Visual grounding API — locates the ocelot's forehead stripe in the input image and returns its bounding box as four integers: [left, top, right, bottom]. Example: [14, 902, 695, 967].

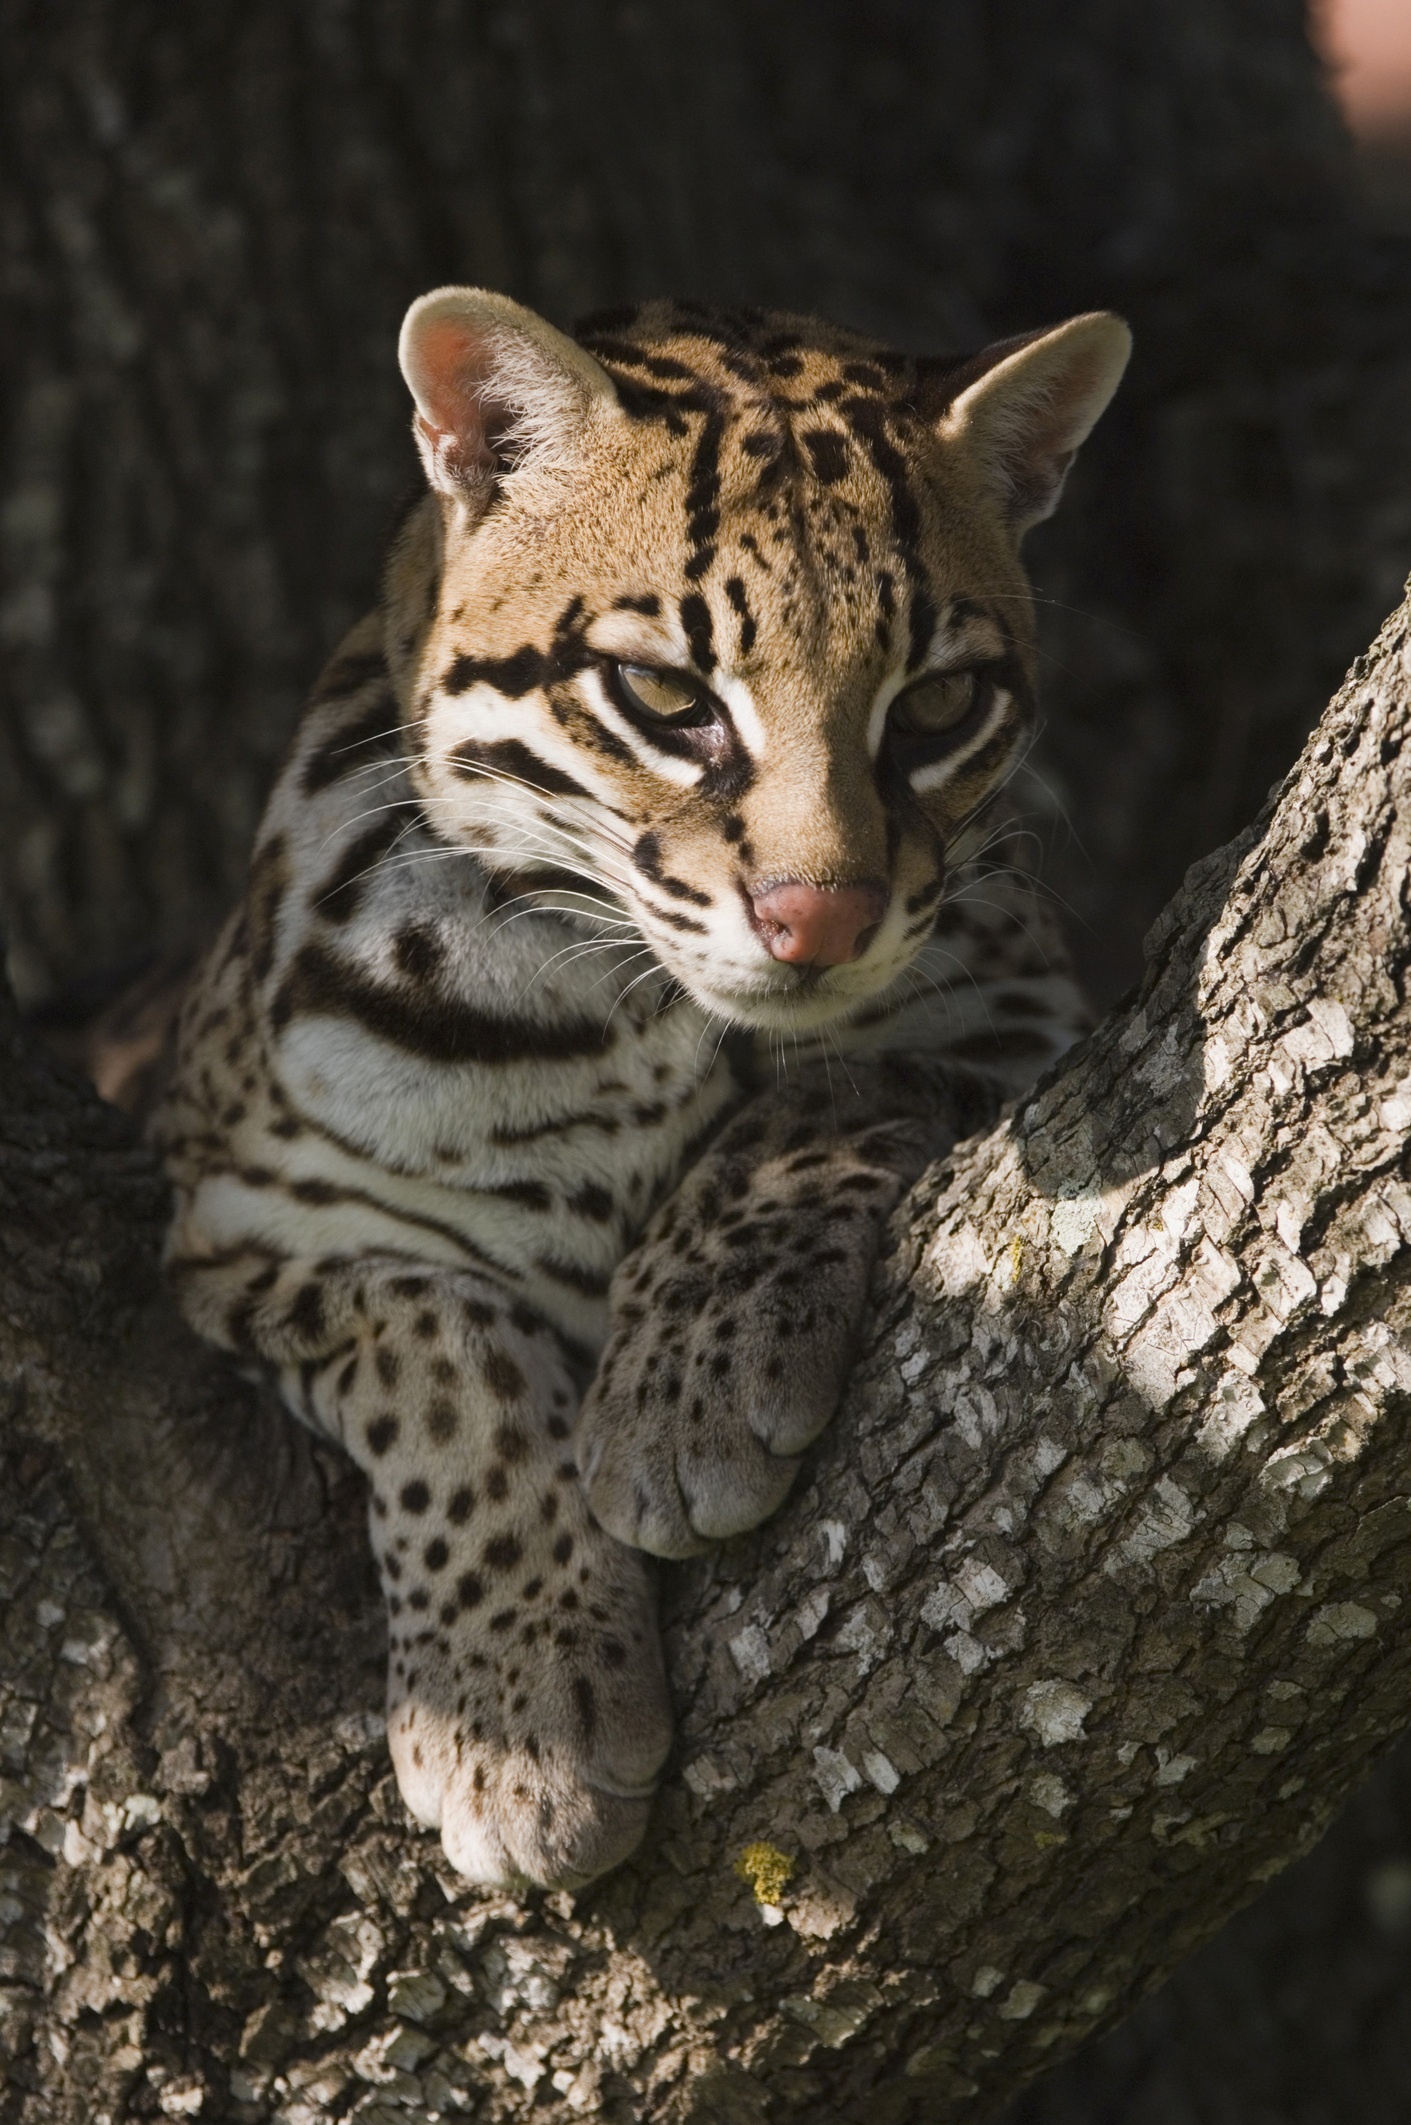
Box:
[678, 591, 715, 674]
[724, 575, 757, 656]
[838, 391, 935, 671]
[582, 311, 964, 679]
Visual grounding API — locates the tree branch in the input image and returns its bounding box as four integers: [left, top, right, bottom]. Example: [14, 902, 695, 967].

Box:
[2, 585, 1409, 2124]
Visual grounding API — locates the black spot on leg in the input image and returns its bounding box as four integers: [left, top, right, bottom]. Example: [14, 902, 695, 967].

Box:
[400, 1481, 431, 1514]
[424, 1538, 449, 1571]
[483, 1349, 527, 1401]
[552, 1533, 574, 1566]
[457, 1573, 484, 1610]
[574, 1676, 598, 1741]
[426, 1399, 459, 1442]
[448, 1487, 474, 1524]
[366, 1415, 398, 1456]
[374, 1346, 400, 1387]
[485, 1533, 523, 1572]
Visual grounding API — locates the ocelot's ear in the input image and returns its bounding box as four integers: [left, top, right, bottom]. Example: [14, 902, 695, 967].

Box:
[934, 312, 1132, 538]
[398, 286, 621, 512]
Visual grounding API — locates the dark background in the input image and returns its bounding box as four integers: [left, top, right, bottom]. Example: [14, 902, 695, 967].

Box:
[3, 1, 1411, 2113]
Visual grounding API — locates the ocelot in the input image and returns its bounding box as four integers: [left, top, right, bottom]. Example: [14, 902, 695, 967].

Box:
[150, 287, 1130, 1888]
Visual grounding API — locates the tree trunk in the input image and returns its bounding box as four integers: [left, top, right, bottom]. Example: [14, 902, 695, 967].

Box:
[3, 546, 1409, 2119]
[2, 0, 1410, 1009]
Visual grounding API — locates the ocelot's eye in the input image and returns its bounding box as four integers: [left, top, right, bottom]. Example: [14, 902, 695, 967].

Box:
[889, 669, 982, 735]
[615, 663, 711, 726]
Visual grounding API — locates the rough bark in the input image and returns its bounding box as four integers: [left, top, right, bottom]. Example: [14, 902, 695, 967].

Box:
[3, 0, 1411, 1010]
[3, 543, 1408, 2118]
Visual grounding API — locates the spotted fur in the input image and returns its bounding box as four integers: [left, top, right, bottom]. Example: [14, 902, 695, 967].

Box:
[152, 287, 1129, 1888]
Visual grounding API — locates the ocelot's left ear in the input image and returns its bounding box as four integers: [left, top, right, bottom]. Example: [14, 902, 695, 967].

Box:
[935, 312, 1132, 538]
[398, 286, 622, 516]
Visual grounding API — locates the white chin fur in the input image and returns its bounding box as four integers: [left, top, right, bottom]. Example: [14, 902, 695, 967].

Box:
[682, 967, 899, 1033]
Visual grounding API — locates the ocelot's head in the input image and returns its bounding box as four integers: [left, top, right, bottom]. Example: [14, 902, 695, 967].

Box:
[389, 287, 1129, 1031]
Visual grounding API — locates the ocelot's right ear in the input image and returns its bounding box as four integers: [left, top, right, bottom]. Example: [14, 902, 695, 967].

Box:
[398, 287, 622, 515]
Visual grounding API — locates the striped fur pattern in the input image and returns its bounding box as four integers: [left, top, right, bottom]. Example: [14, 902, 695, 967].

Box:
[152, 289, 1128, 1889]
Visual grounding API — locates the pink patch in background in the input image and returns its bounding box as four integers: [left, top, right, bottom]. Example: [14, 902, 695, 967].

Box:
[1317, 0, 1411, 136]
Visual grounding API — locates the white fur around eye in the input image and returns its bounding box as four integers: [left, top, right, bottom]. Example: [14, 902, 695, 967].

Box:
[866, 673, 908, 759]
[711, 672, 767, 760]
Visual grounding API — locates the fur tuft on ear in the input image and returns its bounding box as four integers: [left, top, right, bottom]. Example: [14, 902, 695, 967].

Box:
[938, 312, 1132, 537]
[398, 286, 620, 509]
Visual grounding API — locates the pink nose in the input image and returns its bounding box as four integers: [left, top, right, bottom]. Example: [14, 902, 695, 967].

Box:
[749, 880, 887, 966]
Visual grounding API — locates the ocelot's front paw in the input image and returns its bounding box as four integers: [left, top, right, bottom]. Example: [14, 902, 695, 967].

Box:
[377, 1452, 670, 1890]
[577, 1120, 912, 1559]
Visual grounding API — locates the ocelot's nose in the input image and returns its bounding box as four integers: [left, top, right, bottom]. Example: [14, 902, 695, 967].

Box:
[748, 880, 887, 967]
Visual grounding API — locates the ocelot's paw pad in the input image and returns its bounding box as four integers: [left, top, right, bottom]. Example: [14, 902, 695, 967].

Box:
[377, 1454, 669, 1889]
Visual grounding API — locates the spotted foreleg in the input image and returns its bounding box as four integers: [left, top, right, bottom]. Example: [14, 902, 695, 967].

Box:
[170, 1247, 670, 1889]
